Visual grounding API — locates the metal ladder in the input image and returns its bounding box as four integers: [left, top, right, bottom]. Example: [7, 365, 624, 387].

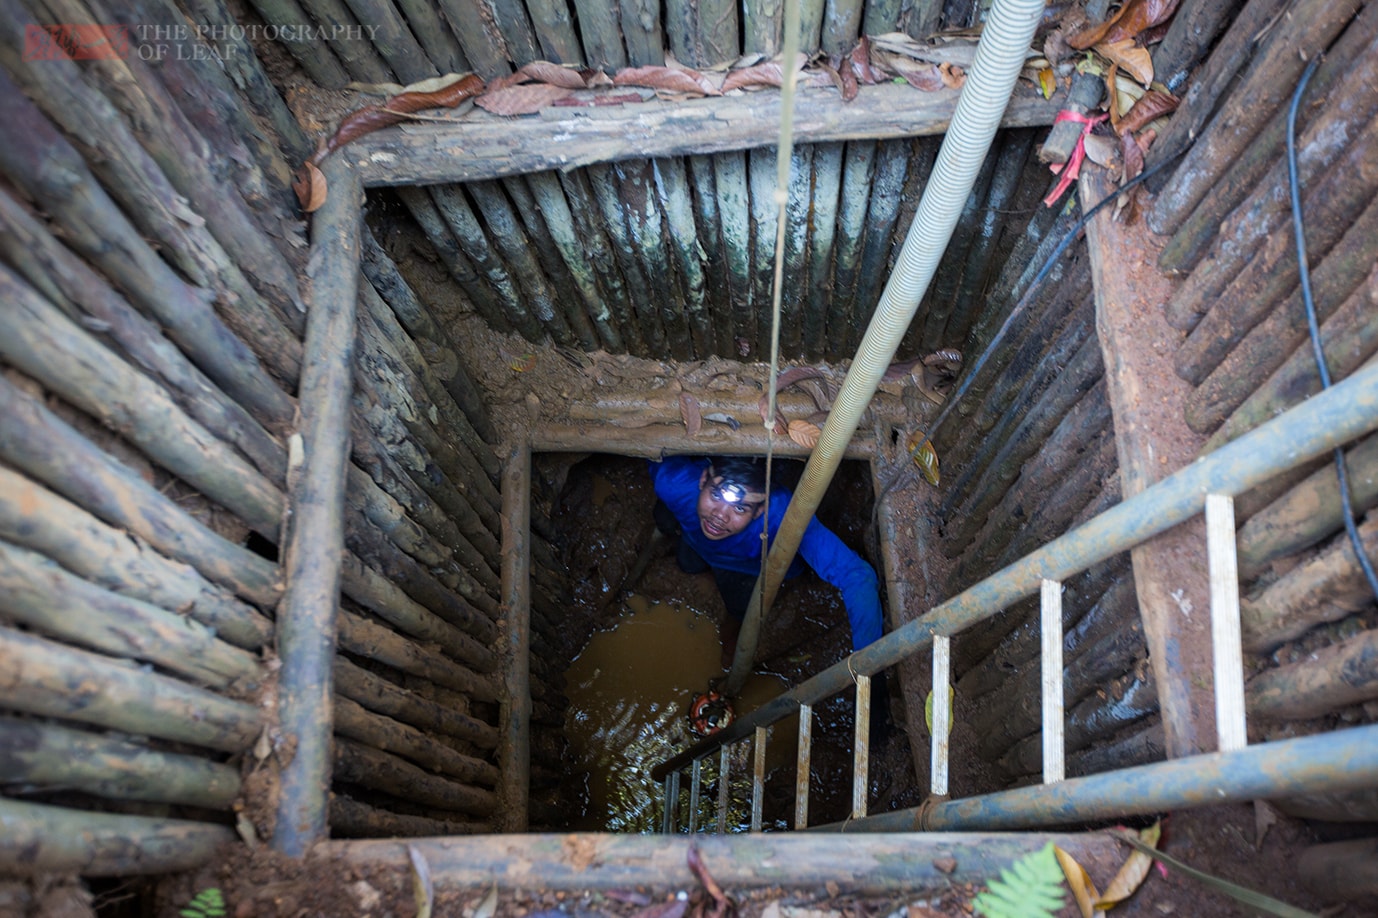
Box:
[651, 360, 1378, 834]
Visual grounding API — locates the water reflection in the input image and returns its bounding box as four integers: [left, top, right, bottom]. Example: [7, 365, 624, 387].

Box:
[564, 596, 793, 832]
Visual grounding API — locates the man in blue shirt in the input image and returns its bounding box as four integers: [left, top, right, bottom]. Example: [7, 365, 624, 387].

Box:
[648, 454, 884, 667]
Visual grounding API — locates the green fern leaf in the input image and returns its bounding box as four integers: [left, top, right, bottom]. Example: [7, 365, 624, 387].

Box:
[972, 843, 1066, 918]
[180, 887, 226, 918]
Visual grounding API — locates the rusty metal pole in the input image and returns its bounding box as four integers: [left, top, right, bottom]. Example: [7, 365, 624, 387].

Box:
[725, 0, 1047, 695]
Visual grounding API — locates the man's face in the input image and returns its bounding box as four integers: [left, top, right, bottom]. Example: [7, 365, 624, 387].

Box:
[696, 470, 765, 540]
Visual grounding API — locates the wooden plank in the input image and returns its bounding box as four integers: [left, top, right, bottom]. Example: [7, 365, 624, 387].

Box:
[499, 445, 533, 832]
[349, 83, 1063, 186]
[273, 156, 362, 857]
[1081, 168, 1216, 758]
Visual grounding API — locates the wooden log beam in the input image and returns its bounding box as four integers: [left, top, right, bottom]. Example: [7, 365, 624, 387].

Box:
[1247, 628, 1378, 721]
[1082, 168, 1216, 758]
[0, 465, 273, 651]
[1236, 433, 1378, 578]
[531, 423, 878, 459]
[334, 738, 499, 817]
[1242, 514, 1378, 653]
[1150, 0, 1245, 94]
[1299, 839, 1378, 902]
[1067, 721, 1165, 777]
[323, 831, 1124, 893]
[334, 657, 499, 748]
[273, 156, 361, 857]
[0, 540, 261, 690]
[0, 716, 241, 810]
[500, 445, 532, 832]
[0, 798, 234, 877]
[329, 795, 489, 838]
[0, 625, 262, 752]
[346, 82, 1063, 187]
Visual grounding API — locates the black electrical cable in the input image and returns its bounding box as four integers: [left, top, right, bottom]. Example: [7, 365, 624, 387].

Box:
[878, 144, 1186, 505]
[1285, 55, 1378, 603]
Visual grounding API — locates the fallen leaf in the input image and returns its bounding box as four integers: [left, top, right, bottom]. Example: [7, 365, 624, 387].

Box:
[907, 431, 940, 485]
[409, 844, 434, 918]
[508, 352, 537, 372]
[788, 419, 821, 449]
[1097, 822, 1161, 907]
[292, 161, 327, 212]
[317, 73, 485, 160]
[924, 685, 954, 733]
[476, 82, 575, 115]
[1095, 39, 1154, 86]
[939, 62, 966, 89]
[1038, 66, 1057, 99]
[1083, 133, 1120, 169]
[1054, 845, 1103, 918]
[1068, 0, 1182, 50]
[1117, 89, 1178, 136]
[470, 885, 497, 918]
[514, 60, 589, 89]
[614, 65, 720, 96]
[1254, 800, 1279, 850]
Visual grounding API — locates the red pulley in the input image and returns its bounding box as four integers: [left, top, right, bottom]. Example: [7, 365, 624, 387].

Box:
[689, 690, 735, 737]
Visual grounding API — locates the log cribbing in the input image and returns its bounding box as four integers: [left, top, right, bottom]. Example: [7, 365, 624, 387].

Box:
[0, 716, 241, 810]
[0, 73, 294, 428]
[1148, 0, 1361, 235]
[620, 159, 694, 360]
[237, 0, 350, 87]
[531, 424, 878, 459]
[348, 82, 1063, 187]
[1149, 0, 1241, 94]
[1147, 0, 1285, 194]
[273, 155, 361, 858]
[333, 696, 501, 786]
[0, 373, 283, 608]
[1067, 721, 1165, 777]
[0, 625, 262, 752]
[848, 140, 924, 355]
[826, 142, 874, 350]
[500, 445, 533, 832]
[338, 602, 499, 700]
[1083, 168, 1215, 759]
[1172, 119, 1378, 385]
[660, 158, 717, 357]
[586, 161, 670, 354]
[555, 169, 648, 352]
[0, 540, 261, 690]
[999, 667, 1159, 779]
[335, 738, 499, 817]
[330, 795, 489, 838]
[1189, 213, 1378, 437]
[330, 0, 438, 84]
[391, 185, 509, 330]
[293, 0, 391, 83]
[1236, 433, 1378, 578]
[1242, 514, 1378, 653]
[334, 658, 498, 748]
[0, 188, 285, 484]
[0, 798, 234, 877]
[1157, 6, 1378, 278]
[917, 145, 999, 354]
[1278, 788, 1378, 823]
[0, 465, 273, 651]
[1299, 839, 1378, 901]
[804, 143, 844, 359]
[359, 230, 498, 442]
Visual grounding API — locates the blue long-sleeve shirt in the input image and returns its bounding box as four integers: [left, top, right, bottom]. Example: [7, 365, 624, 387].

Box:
[649, 455, 883, 650]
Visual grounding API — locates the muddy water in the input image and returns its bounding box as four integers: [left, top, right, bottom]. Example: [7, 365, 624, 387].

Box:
[563, 595, 796, 832]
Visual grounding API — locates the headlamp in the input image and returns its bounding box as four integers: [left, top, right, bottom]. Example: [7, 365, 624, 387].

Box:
[715, 482, 750, 505]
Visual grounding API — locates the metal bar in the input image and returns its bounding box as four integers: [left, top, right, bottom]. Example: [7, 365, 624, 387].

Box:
[717, 745, 731, 834]
[1207, 493, 1247, 752]
[931, 635, 951, 797]
[689, 759, 702, 834]
[795, 703, 812, 829]
[662, 772, 680, 834]
[752, 726, 767, 832]
[650, 360, 1378, 782]
[827, 724, 1378, 832]
[1041, 579, 1065, 783]
[852, 674, 871, 819]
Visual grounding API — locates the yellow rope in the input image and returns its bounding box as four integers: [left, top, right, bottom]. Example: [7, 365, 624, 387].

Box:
[760, 0, 804, 588]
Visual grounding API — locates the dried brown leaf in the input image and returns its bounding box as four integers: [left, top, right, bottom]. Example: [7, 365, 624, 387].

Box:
[1067, 0, 1182, 50]
[907, 432, 940, 485]
[939, 62, 966, 89]
[893, 61, 946, 92]
[515, 60, 589, 88]
[292, 161, 327, 212]
[614, 65, 720, 96]
[788, 419, 821, 449]
[317, 73, 485, 160]
[1097, 822, 1161, 907]
[1117, 89, 1179, 136]
[1054, 845, 1102, 918]
[721, 60, 787, 92]
[1096, 39, 1153, 86]
[476, 82, 575, 115]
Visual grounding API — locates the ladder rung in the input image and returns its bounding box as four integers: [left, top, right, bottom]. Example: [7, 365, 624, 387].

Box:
[751, 726, 767, 832]
[1041, 578, 1065, 784]
[931, 636, 951, 797]
[852, 674, 870, 819]
[795, 703, 812, 830]
[1207, 493, 1248, 752]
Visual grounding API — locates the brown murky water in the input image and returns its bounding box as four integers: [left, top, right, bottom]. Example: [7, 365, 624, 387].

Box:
[563, 595, 795, 832]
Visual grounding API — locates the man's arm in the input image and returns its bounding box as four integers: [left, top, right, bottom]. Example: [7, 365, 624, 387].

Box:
[797, 519, 883, 650]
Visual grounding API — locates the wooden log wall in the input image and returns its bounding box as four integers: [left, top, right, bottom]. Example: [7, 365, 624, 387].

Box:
[0, 0, 572, 870]
[1145, 2, 1378, 742]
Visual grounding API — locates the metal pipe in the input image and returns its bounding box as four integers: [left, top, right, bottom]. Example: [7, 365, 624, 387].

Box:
[822, 723, 1378, 832]
[725, 0, 1047, 695]
[651, 359, 1378, 781]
